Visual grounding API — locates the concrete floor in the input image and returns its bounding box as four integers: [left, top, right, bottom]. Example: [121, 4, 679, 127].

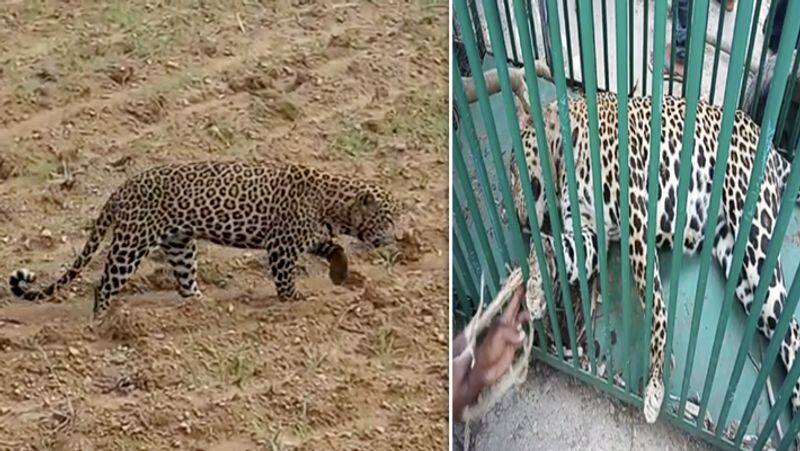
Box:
[456, 362, 713, 451]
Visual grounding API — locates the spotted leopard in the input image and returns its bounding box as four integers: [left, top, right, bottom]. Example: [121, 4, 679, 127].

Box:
[9, 161, 398, 318]
[510, 92, 800, 423]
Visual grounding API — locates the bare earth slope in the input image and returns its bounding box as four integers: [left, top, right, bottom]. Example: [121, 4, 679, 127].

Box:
[0, 1, 447, 449]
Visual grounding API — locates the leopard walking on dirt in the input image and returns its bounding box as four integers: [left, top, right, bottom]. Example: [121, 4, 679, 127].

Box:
[9, 161, 399, 319]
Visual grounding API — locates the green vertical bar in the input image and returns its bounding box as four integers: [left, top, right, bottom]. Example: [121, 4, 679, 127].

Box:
[453, 235, 479, 306]
[452, 140, 503, 291]
[712, 0, 800, 434]
[523, 0, 541, 60]
[452, 189, 500, 295]
[708, 2, 728, 103]
[472, 0, 550, 356]
[452, 65, 513, 274]
[739, 0, 766, 108]
[667, 0, 713, 419]
[776, 54, 800, 146]
[750, 356, 800, 449]
[749, 0, 780, 119]
[454, 202, 484, 297]
[538, 0, 593, 369]
[484, 0, 585, 361]
[512, 0, 579, 364]
[641, 0, 650, 96]
[640, 0, 668, 398]
[501, 0, 519, 63]
[574, 0, 588, 87]
[695, 0, 757, 424]
[792, 109, 800, 153]
[454, 0, 533, 305]
[600, 2, 611, 91]
[574, 0, 605, 376]
[561, 0, 576, 81]
[453, 267, 471, 319]
[628, 0, 635, 94]
[667, 0, 678, 95]
[614, 0, 634, 391]
[680, 0, 696, 98]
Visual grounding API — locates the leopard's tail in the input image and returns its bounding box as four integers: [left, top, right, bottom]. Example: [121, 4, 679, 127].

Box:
[9, 194, 118, 302]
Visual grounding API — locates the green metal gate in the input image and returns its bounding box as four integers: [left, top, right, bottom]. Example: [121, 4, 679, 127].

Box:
[452, 0, 800, 448]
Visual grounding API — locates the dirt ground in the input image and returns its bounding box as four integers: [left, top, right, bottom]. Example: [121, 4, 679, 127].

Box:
[0, 1, 448, 449]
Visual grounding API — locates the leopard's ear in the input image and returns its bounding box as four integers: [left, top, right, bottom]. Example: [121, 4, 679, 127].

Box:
[354, 191, 377, 209]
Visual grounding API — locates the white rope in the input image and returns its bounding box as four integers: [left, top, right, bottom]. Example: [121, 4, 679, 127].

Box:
[460, 247, 546, 450]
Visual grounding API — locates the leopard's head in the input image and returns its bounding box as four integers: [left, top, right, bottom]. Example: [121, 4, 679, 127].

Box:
[508, 134, 548, 234]
[345, 186, 399, 248]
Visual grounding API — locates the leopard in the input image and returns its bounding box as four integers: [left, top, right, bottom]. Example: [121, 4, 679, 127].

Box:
[509, 92, 800, 424]
[9, 161, 399, 318]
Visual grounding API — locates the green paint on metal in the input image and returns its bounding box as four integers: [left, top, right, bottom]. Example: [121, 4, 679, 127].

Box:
[641, 0, 668, 401]
[717, 1, 800, 436]
[708, 0, 728, 103]
[541, 0, 592, 367]
[750, 0, 780, 119]
[574, 0, 605, 376]
[739, 0, 765, 108]
[600, 1, 611, 91]
[614, 0, 634, 391]
[670, 0, 712, 419]
[452, 66, 513, 273]
[511, 0, 572, 361]
[453, 183, 500, 295]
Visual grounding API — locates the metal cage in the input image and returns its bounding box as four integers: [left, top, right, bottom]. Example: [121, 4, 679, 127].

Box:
[452, 0, 800, 448]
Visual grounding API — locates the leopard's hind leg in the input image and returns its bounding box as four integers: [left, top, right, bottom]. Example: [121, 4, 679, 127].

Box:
[160, 234, 200, 298]
[713, 210, 800, 411]
[93, 226, 154, 318]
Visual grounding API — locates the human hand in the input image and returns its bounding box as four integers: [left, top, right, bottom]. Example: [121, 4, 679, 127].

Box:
[471, 285, 530, 389]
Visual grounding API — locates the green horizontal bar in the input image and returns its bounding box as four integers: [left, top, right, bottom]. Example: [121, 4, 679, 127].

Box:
[532, 349, 740, 450]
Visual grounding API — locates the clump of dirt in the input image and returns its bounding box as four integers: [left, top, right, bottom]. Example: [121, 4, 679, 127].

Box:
[0, 1, 447, 449]
[122, 95, 167, 124]
[96, 308, 150, 342]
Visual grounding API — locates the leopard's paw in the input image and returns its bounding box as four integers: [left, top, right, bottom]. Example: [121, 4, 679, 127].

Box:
[644, 376, 664, 424]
